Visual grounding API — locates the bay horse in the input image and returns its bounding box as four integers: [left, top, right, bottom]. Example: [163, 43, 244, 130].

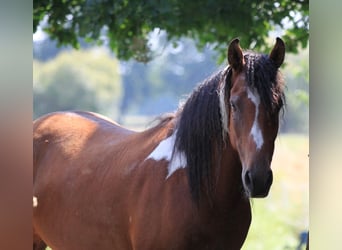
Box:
[33, 38, 285, 250]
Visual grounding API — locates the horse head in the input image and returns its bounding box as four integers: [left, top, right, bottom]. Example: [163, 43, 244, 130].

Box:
[223, 38, 285, 198]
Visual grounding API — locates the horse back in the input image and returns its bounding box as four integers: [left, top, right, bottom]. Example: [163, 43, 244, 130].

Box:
[33, 110, 177, 180]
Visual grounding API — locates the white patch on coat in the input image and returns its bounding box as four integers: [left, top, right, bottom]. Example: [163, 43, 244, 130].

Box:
[33, 196, 38, 208]
[146, 131, 187, 178]
[247, 87, 264, 150]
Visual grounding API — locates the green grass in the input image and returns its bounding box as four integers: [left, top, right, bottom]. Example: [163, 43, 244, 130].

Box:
[276, 133, 309, 152]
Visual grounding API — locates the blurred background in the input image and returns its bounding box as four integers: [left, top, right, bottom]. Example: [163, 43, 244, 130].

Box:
[33, 1, 308, 249]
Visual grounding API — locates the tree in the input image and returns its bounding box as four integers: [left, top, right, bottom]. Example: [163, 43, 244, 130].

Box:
[33, 0, 308, 62]
[33, 48, 122, 119]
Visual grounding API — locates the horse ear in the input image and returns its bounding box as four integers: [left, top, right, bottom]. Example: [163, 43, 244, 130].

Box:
[269, 37, 285, 68]
[228, 38, 244, 72]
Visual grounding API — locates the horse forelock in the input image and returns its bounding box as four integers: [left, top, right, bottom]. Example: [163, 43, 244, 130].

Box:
[244, 53, 285, 115]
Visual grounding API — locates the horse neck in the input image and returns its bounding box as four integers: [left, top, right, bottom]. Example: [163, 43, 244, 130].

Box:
[212, 142, 245, 207]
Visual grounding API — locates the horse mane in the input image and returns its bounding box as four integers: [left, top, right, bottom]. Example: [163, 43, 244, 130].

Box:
[159, 51, 285, 203]
[172, 68, 229, 203]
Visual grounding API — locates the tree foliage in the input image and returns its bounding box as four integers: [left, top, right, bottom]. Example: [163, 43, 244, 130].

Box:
[33, 48, 122, 118]
[33, 0, 309, 62]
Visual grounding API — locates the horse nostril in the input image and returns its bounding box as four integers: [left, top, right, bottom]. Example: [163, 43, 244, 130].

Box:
[244, 170, 252, 188]
[266, 171, 273, 187]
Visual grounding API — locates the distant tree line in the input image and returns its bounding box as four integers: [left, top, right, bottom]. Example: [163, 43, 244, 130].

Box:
[33, 46, 122, 119]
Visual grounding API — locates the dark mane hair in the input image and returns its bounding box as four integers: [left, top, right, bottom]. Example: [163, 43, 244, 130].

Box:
[172, 52, 285, 203]
[172, 69, 228, 202]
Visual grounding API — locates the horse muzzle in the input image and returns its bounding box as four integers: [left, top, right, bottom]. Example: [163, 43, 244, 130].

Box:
[242, 168, 273, 198]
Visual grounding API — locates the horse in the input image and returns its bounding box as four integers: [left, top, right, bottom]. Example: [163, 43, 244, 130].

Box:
[33, 37, 285, 250]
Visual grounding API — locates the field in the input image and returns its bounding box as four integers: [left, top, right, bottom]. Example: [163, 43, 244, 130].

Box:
[242, 134, 309, 250]
[45, 131, 308, 250]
